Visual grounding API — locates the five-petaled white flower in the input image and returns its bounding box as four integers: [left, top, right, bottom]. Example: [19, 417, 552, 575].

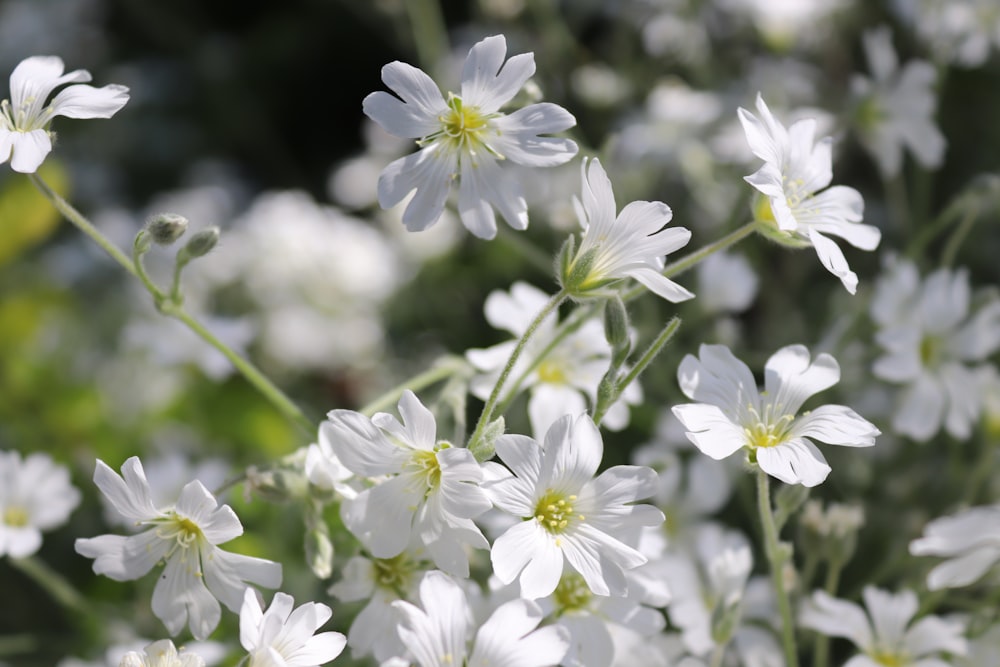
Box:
[561, 158, 693, 302]
[119, 640, 205, 667]
[390, 570, 570, 667]
[324, 390, 491, 577]
[738, 93, 881, 294]
[74, 457, 282, 640]
[484, 413, 664, 600]
[0, 450, 80, 558]
[363, 34, 578, 239]
[910, 504, 1000, 590]
[672, 344, 879, 487]
[239, 588, 346, 667]
[800, 586, 967, 666]
[1, 55, 129, 173]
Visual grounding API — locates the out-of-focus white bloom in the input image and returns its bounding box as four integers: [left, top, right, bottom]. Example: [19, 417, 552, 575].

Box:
[738, 93, 881, 294]
[851, 26, 946, 177]
[118, 640, 203, 667]
[328, 552, 427, 662]
[324, 391, 491, 576]
[466, 282, 640, 436]
[364, 34, 578, 239]
[871, 258, 1000, 441]
[239, 589, 345, 667]
[958, 622, 1000, 666]
[800, 586, 967, 666]
[695, 252, 759, 314]
[570, 64, 631, 108]
[484, 414, 664, 599]
[75, 457, 282, 640]
[562, 158, 693, 302]
[390, 571, 570, 667]
[304, 423, 358, 501]
[0, 450, 80, 558]
[673, 344, 880, 487]
[910, 505, 1000, 590]
[0, 55, 128, 172]
[718, 0, 849, 50]
[893, 0, 1000, 67]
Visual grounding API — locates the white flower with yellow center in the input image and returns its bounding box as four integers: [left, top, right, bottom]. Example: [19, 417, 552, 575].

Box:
[484, 414, 664, 600]
[74, 457, 282, 640]
[325, 390, 491, 577]
[363, 34, 578, 239]
[672, 344, 879, 487]
[238, 589, 346, 667]
[119, 640, 204, 667]
[738, 93, 881, 294]
[0, 450, 80, 558]
[1, 55, 129, 173]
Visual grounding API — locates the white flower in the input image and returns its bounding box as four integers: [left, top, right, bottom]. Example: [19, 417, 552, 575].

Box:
[75, 457, 282, 640]
[910, 504, 1000, 590]
[484, 414, 664, 599]
[738, 93, 881, 294]
[324, 390, 491, 576]
[695, 252, 759, 315]
[363, 34, 578, 239]
[239, 588, 346, 667]
[893, 0, 1000, 68]
[562, 158, 693, 302]
[0, 450, 80, 558]
[0, 55, 129, 173]
[799, 586, 967, 666]
[119, 640, 204, 667]
[672, 344, 879, 487]
[390, 570, 570, 667]
[466, 282, 640, 437]
[871, 259, 1000, 441]
[851, 27, 946, 177]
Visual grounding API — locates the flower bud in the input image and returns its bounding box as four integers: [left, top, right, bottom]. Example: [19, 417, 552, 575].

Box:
[603, 295, 630, 352]
[470, 416, 505, 462]
[180, 226, 220, 259]
[145, 212, 189, 246]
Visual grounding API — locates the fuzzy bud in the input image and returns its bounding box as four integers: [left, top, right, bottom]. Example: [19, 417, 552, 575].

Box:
[178, 226, 220, 264]
[145, 212, 189, 246]
[603, 295, 630, 353]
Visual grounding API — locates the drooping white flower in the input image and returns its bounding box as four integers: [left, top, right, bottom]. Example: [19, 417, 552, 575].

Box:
[910, 504, 1000, 590]
[466, 282, 640, 437]
[324, 390, 491, 576]
[799, 586, 967, 666]
[118, 640, 204, 667]
[0, 55, 128, 173]
[75, 457, 282, 640]
[738, 93, 881, 294]
[239, 588, 346, 667]
[484, 414, 664, 599]
[871, 258, 1000, 441]
[672, 344, 879, 487]
[0, 450, 80, 558]
[363, 34, 578, 239]
[561, 158, 693, 302]
[390, 570, 570, 667]
[851, 26, 946, 177]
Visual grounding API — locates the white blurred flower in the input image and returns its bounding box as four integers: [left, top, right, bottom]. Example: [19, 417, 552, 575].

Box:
[1, 55, 128, 172]
[239, 589, 345, 667]
[851, 26, 946, 177]
[364, 34, 578, 239]
[800, 586, 967, 666]
[893, 0, 1000, 67]
[739, 93, 881, 294]
[0, 450, 80, 558]
[118, 640, 203, 667]
[75, 457, 282, 640]
[910, 505, 1000, 590]
[871, 259, 1000, 441]
[484, 414, 663, 599]
[695, 252, 758, 314]
[673, 344, 879, 487]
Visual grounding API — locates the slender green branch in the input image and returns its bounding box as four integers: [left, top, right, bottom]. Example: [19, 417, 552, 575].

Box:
[468, 289, 568, 452]
[9, 556, 92, 616]
[31, 173, 317, 438]
[941, 204, 979, 267]
[708, 645, 726, 667]
[756, 471, 799, 667]
[405, 0, 448, 77]
[812, 557, 845, 667]
[360, 356, 469, 417]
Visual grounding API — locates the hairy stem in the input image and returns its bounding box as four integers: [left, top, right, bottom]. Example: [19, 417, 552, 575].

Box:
[757, 471, 800, 667]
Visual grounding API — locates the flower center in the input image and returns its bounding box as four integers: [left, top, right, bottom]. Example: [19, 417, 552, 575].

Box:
[373, 552, 420, 596]
[869, 650, 906, 667]
[743, 403, 796, 450]
[537, 360, 567, 385]
[420, 93, 502, 166]
[3, 506, 29, 527]
[553, 573, 592, 613]
[919, 335, 942, 367]
[408, 443, 450, 493]
[534, 489, 581, 534]
[153, 513, 203, 557]
[0, 97, 51, 132]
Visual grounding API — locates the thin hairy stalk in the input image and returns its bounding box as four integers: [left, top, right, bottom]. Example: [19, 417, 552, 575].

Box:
[405, 0, 448, 77]
[360, 356, 469, 417]
[757, 471, 800, 667]
[812, 557, 846, 667]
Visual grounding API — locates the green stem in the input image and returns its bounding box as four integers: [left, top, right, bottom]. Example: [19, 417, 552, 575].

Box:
[468, 289, 567, 455]
[31, 174, 316, 438]
[709, 644, 726, 667]
[593, 316, 681, 425]
[0, 635, 36, 658]
[360, 356, 468, 417]
[941, 204, 979, 267]
[623, 221, 759, 301]
[812, 558, 845, 667]
[9, 556, 92, 616]
[131, 234, 167, 302]
[756, 471, 799, 667]
[405, 0, 448, 77]
[884, 171, 912, 234]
